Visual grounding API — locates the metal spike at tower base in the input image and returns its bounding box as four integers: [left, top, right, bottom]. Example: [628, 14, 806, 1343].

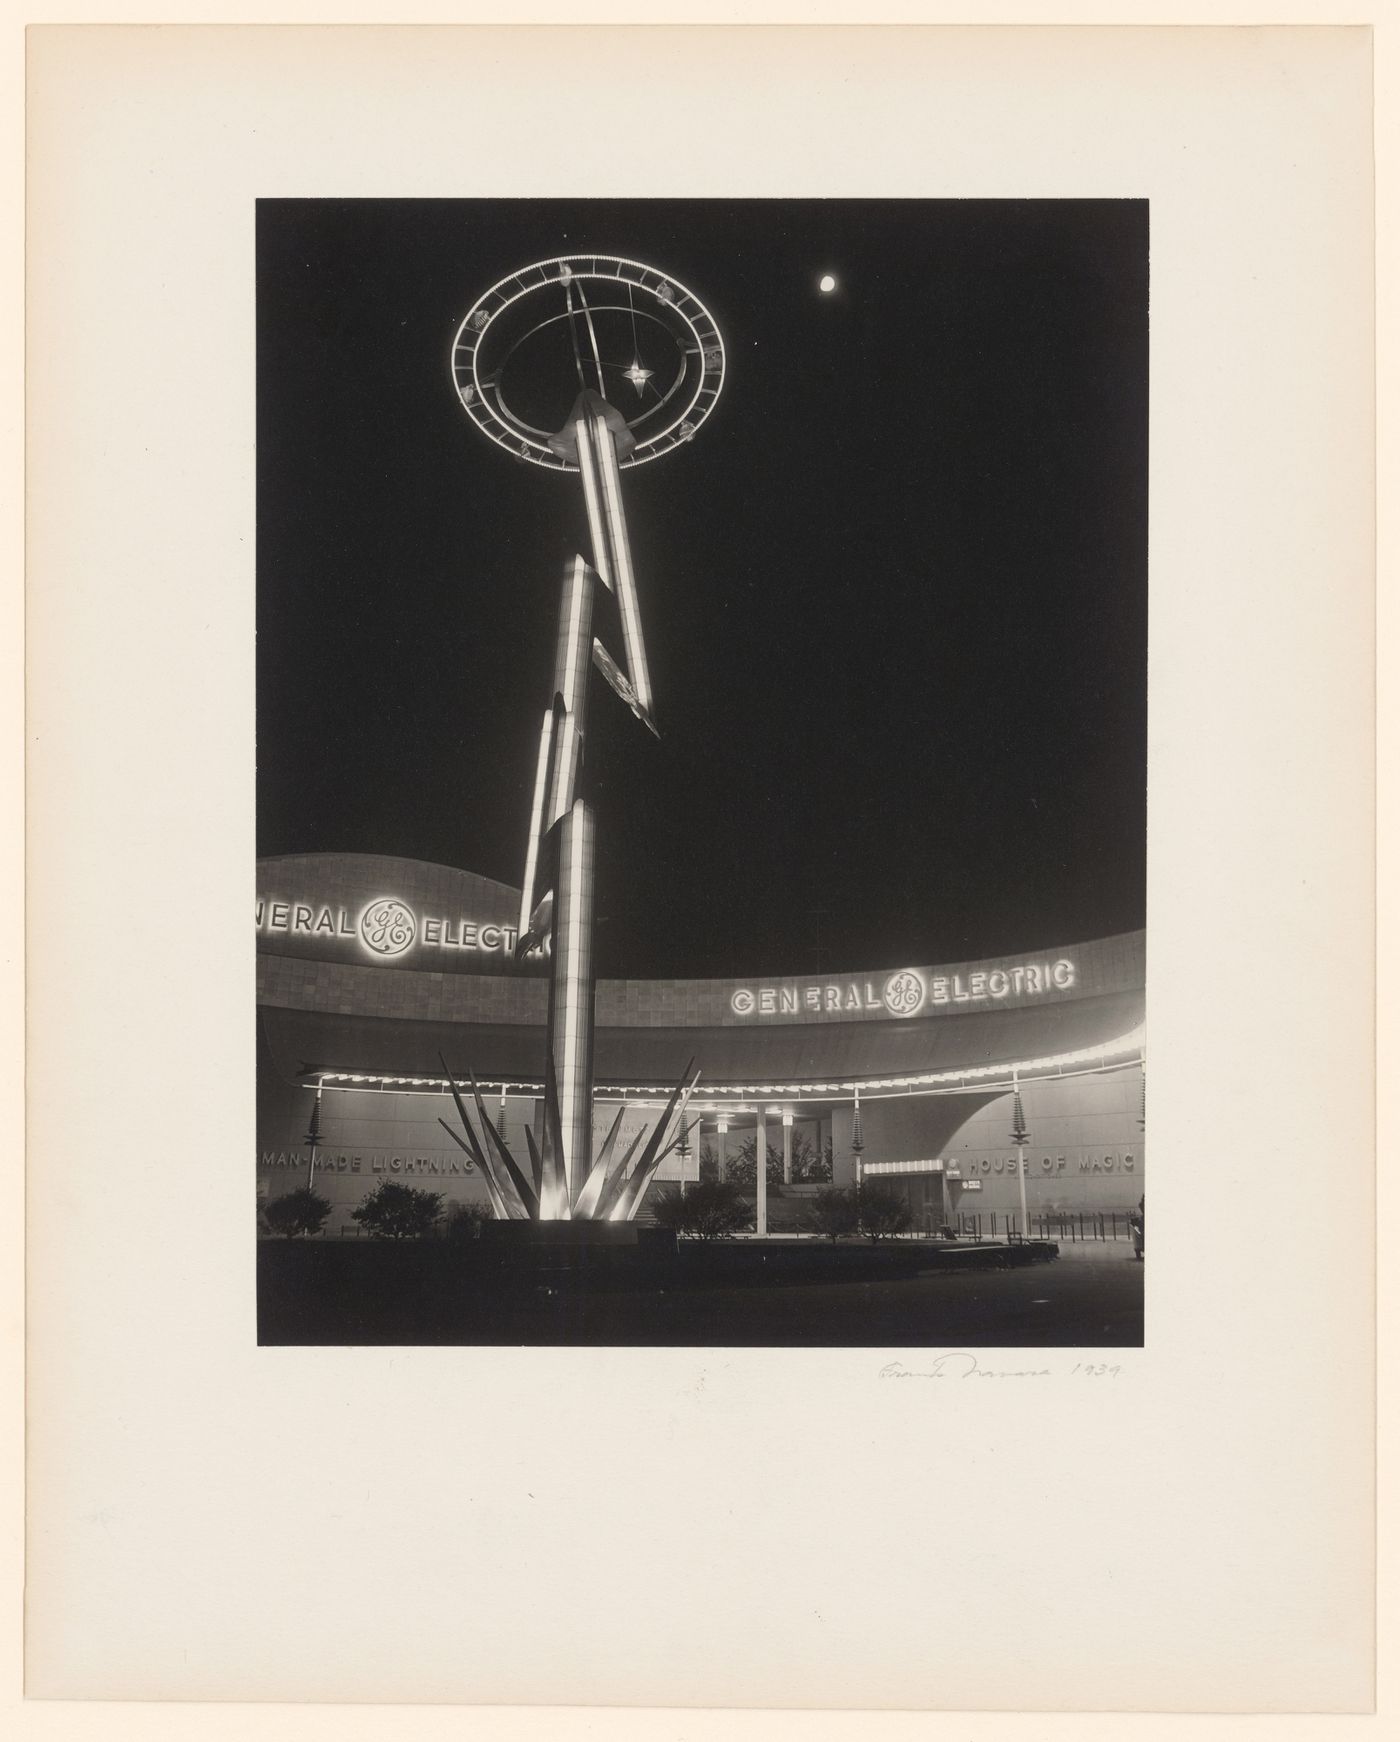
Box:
[445, 258, 724, 1219]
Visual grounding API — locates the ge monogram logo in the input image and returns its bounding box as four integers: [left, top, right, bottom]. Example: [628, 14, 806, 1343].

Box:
[883, 969, 925, 1018]
[359, 898, 417, 957]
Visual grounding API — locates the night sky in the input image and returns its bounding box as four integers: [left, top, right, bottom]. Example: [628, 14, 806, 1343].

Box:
[257, 199, 1147, 981]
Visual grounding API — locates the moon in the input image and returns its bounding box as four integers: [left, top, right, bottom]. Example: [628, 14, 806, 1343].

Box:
[818, 273, 837, 293]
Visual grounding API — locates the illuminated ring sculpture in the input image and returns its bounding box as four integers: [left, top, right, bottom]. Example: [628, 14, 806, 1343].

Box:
[450, 254, 725, 470]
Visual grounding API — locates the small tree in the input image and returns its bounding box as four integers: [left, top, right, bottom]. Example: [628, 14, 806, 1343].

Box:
[697, 1143, 721, 1184]
[725, 1137, 785, 1194]
[804, 1186, 859, 1242]
[652, 1178, 749, 1241]
[351, 1179, 445, 1240]
[441, 1201, 494, 1242]
[790, 1134, 834, 1183]
[857, 1182, 913, 1243]
[264, 1186, 332, 1239]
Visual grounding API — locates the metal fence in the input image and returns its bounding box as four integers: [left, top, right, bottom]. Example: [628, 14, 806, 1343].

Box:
[314, 1211, 1139, 1243]
[955, 1211, 1139, 1244]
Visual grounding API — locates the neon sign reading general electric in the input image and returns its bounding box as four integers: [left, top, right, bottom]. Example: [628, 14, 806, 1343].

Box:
[255, 895, 540, 960]
[728, 959, 1076, 1020]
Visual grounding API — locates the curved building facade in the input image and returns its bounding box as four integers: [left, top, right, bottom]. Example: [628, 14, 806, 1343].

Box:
[257, 854, 1146, 1235]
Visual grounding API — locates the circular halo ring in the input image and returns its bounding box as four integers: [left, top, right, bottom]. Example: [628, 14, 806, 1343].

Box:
[450, 255, 725, 471]
[492, 306, 691, 439]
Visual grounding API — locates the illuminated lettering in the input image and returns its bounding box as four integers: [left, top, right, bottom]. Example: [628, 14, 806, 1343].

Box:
[390, 1156, 402, 1172]
[1040, 1156, 1053, 1170]
[254, 894, 533, 959]
[360, 898, 415, 956]
[882, 970, 924, 1016]
[351, 1157, 361, 1172]
[256, 891, 1084, 1026]
[1124, 1155, 1134, 1170]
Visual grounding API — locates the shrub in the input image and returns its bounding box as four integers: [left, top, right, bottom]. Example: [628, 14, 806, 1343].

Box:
[790, 1134, 834, 1183]
[804, 1186, 859, 1242]
[649, 1184, 689, 1234]
[263, 1186, 332, 1239]
[351, 1179, 445, 1240]
[724, 1137, 785, 1194]
[441, 1201, 495, 1242]
[651, 1178, 750, 1241]
[857, 1183, 913, 1242]
[703, 1133, 832, 1186]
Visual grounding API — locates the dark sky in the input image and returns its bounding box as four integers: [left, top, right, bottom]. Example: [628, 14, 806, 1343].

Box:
[257, 199, 1147, 980]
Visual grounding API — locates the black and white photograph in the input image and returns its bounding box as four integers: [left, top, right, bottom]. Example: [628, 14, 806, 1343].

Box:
[23, 20, 1377, 1719]
[255, 198, 1148, 1346]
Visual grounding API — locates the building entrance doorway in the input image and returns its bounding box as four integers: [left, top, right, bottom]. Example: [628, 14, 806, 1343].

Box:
[909, 1173, 945, 1235]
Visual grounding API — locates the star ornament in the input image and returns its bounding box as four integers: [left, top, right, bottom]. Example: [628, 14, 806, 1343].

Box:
[623, 360, 653, 394]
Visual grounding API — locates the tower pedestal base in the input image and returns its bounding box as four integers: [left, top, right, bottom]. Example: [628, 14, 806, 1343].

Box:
[482, 1221, 671, 1249]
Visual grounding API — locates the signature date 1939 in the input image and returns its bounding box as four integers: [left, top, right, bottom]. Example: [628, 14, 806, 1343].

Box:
[878, 1355, 1122, 1380]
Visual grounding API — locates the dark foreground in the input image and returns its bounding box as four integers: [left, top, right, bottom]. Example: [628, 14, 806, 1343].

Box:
[259, 1238, 1143, 1347]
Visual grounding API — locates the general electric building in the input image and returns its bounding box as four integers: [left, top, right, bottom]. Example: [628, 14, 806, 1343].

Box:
[257, 853, 1146, 1235]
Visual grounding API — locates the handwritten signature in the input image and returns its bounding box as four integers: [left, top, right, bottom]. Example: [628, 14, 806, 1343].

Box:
[879, 1355, 1122, 1380]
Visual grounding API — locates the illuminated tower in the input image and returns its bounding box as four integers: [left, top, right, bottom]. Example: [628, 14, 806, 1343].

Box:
[442, 256, 725, 1219]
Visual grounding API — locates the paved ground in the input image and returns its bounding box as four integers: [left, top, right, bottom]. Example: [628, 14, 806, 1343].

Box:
[268, 1242, 1143, 1347]
[1039, 1237, 1143, 1262]
[523, 1244, 1142, 1348]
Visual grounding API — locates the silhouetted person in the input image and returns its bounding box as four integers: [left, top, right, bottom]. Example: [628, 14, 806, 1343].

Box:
[1129, 1194, 1144, 1260]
